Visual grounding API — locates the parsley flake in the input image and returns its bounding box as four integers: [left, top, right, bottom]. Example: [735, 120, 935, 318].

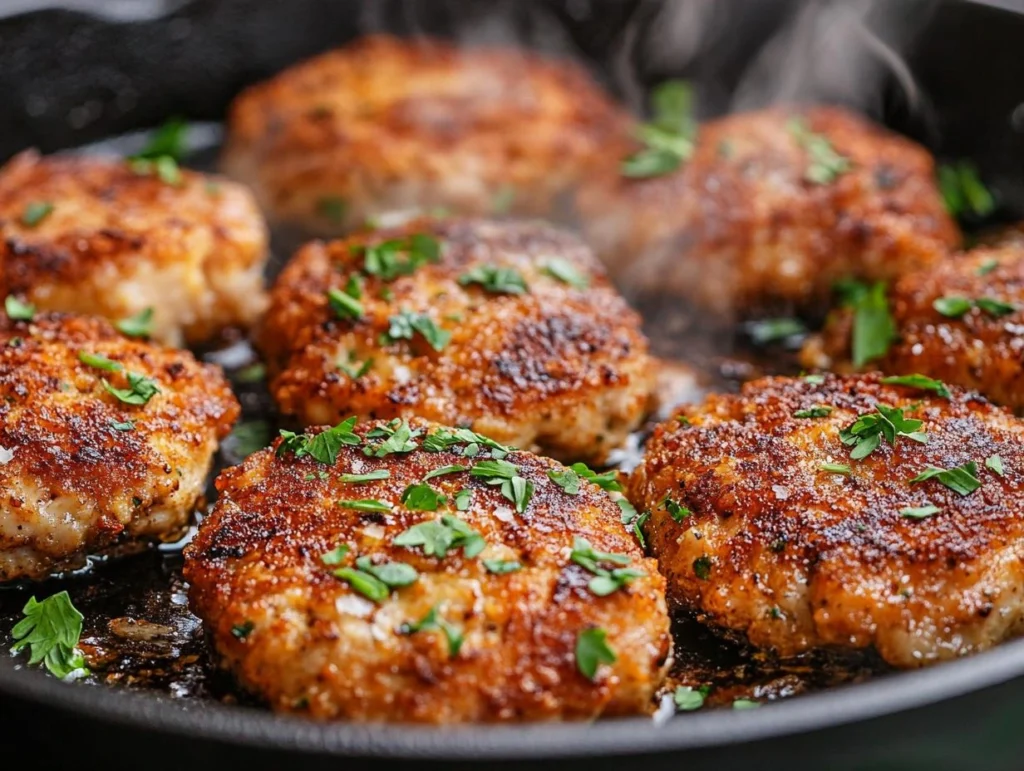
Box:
[363, 418, 420, 457]
[576, 627, 616, 680]
[819, 462, 852, 475]
[934, 295, 1016, 319]
[230, 621, 255, 640]
[834, 279, 895, 367]
[459, 264, 528, 295]
[337, 499, 392, 513]
[320, 544, 350, 566]
[901, 505, 940, 519]
[693, 555, 712, 580]
[621, 80, 696, 179]
[881, 374, 951, 398]
[278, 417, 361, 465]
[471, 459, 533, 513]
[422, 464, 468, 480]
[399, 605, 463, 657]
[358, 234, 441, 280]
[909, 461, 982, 496]
[569, 462, 622, 492]
[542, 258, 590, 290]
[547, 467, 581, 495]
[394, 514, 485, 559]
[5, 295, 35, 321]
[102, 371, 160, 405]
[986, 454, 1005, 476]
[21, 201, 54, 227]
[662, 497, 691, 522]
[116, 307, 154, 338]
[839, 404, 926, 460]
[327, 286, 364, 320]
[673, 685, 709, 711]
[338, 469, 390, 484]
[793, 406, 832, 419]
[483, 559, 522, 574]
[384, 310, 450, 351]
[570, 536, 644, 596]
[401, 483, 446, 511]
[938, 162, 995, 219]
[787, 116, 852, 184]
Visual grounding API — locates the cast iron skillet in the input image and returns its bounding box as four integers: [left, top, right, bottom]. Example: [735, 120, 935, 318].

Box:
[2, 1, 1024, 769]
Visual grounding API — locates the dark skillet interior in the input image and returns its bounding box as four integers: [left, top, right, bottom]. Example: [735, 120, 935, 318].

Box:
[2, 1, 1024, 769]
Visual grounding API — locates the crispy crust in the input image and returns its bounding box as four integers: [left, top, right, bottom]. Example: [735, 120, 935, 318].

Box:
[0, 151, 269, 346]
[577, 105, 960, 315]
[184, 417, 671, 722]
[221, 34, 632, 232]
[804, 243, 1024, 411]
[258, 218, 656, 464]
[629, 373, 1024, 667]
[0, 312, 239, 580]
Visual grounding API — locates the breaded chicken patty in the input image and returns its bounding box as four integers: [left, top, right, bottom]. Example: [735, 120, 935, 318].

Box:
[577, 106, 959, 315]
[184, 417, 671, 722]
[0, 311, 238, 581]
[0, 150, 269, 346]
[629, 373, 1024, 668]
[221, 35, 631, 234]
[258, 218, 655, 464]
[803, 245, 1024, 411]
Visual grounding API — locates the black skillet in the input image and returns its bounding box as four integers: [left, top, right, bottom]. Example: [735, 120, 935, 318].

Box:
[1, 1, 1024, 769]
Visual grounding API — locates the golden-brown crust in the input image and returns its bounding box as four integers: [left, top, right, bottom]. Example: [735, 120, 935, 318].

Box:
[0, 312, 239, 580]
[222, 34, 632, 232]
[804, 243, 1024, 411]
[577, 105, 960, 315]
[630, 373, 1024, 668]
[0, 150, 269, 346]
[184, 417, 671, 722]
[258, 218, 656, 464]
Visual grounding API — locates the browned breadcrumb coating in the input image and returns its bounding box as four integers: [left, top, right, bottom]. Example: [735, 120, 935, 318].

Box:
[258, 218, 656, 464]
[0, 150, 269, 346]
[630, 373, 1024, 668]
[577, 106, 960, 315]
[0, 312, 239, 581]
[184, 417, 671, 722]
[221, 34, 632, 233]
[803, 244, 1024, 411]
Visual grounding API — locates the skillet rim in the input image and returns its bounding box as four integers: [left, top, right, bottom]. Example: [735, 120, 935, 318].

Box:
[1, 635, 1023, 758]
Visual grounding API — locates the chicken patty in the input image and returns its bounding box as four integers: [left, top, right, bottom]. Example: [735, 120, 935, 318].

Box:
[258, 218, 656, 464]
[0, 310, 239, 581]
[184, 417, 671, 722]
[0, 150, 269, 346]
[803, 244, 1024, 411]
[577, 106, 959, 316]
[221, 34, 631, 234]
[629, 373, 1024, 668]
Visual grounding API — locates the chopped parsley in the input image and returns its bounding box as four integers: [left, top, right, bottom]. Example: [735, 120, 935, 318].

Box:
[909, 461, 982, 496]
[803, 373, 827, 385]
[745, 318, 807, 345]
[21, 201, 54, 227]
[483, 559, 521, 574]
[338, 469, 390, 484]
[977, 258, 999, 277]
[110, 419, 135, 431]
[133, 117, 188, 162]
[819, 462, 852, 475]
[422, 427, 510, 458]
[542, 258, 590, 290]
[338, 352, 373, 379]
[115, 308, 154, 339]
[547, 467, 582, 495]
[881, 374, 951, 398]
[933, 295, 1016, 319]
[234, 362, 266, 384]
[621, 80, 697, 179]
[900, 505, 940, 519]
[278, 417, 361, 465]
[569, 462, 622, 492]
[458, 264, 528, 295]
[401, 483, 446, 511]
[834, 279, 895, 367]
[471, 459, 533, 513]
[129, 155, 182, 185]
[102, 371, 160, 406]
[575, 627, 616, 680]
[393, 514, 485, 559]
[337, 499, 392, 513]
[333, 556, 418, 602]
[938, 162, 995, 219]
[384, 310, 450, 351]
[732, 699, 761, 710]
[693, 555, 712, 580]
[11, 591, 88, 678]
[422, 464, 468, 480]
[570, 536, 644, 596]
[793, 406, 832, 419]
[787, 116, 852, 184]
[839, 404, 926, 460]
[662, 497, 691, 522]
[78, 351, 121, 372]
[327, 286, 364, 320]
[399, 605, 463, 657]
[320, 544, 350, 565]
[363, 418, 420, 457]
[230, 620, 255, 640]
[673, 685, 710, 711]
[986, 454, 1005, 476]
[358, 234, 441, 280]
[5, 295, 35, 321]
[454, 489, 471, 511]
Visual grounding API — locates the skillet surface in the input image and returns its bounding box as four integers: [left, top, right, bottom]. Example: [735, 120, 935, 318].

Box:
[1, 1, 1024, 768]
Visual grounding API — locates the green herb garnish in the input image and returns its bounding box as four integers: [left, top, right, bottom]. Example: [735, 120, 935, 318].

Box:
[459, 265, 528, 295]
[338, 469, 390, 484]
[337, 499, 392, 513]
[483, 559, 521, 574]
[401, 483, 446, 511]
[394, 514, 485, 559]
[115, 307, 154, 338]
[5, 295, 35, 321]
[787, 116, 852, 184]
[934, 296, 1016, 319]
[363, 418, 420, 458]
[575, 627, 616, 680]
[621, 80, 697, 179]
[835, 279, 895, 367]
[471, 459, 533, 513]
[938, 162, 995, 218]
[793, 406, 832, 419]
[819, 462, 852, 475]
[881, 374, 951, 398]
[839, 404, 926, 460]
[102, 371, 160, 405]
[384, 310, 450, 351]
[21, 201, 54, 227]
[542, 258, 590, 290]
[10, 592, 88, 678]
[900, 505, 940, 519]
[570, 536, 644, 596]
[693, 555, 712, 580]
[327, 286, 364, 320]
[399, 605, 463, 657]
[358, 234, 441, 280]
[227, 420, 272, 459]
[909, 461, 982, 496]
[986, 454, 1005, 476]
